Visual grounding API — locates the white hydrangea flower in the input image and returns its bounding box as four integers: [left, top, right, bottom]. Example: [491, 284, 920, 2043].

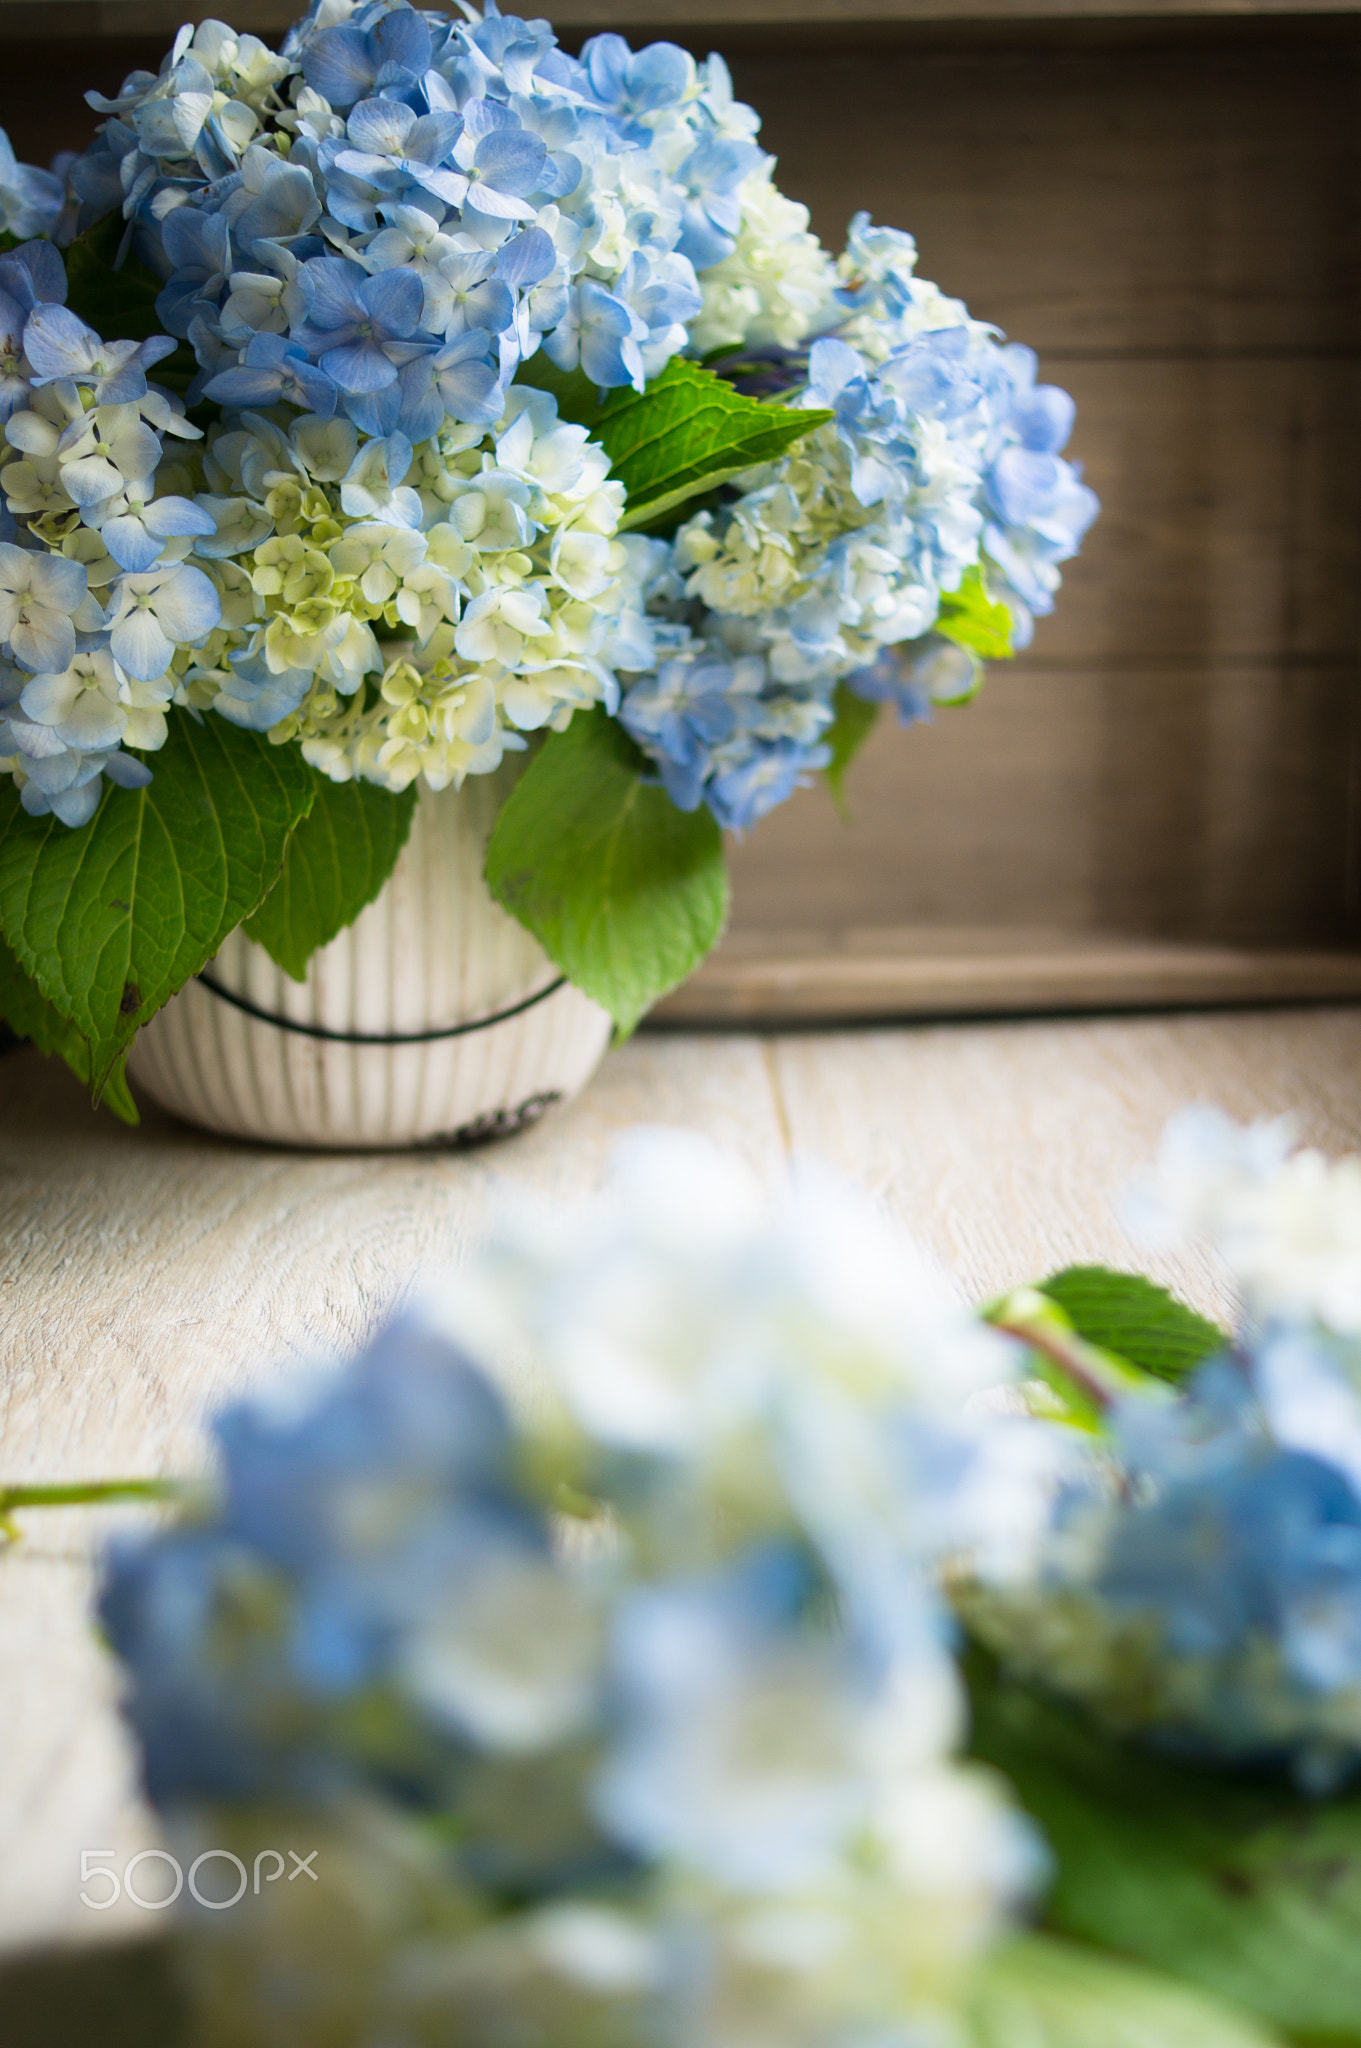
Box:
[1128, 1106, 1361, 1334]
[690, 169, 838, 357]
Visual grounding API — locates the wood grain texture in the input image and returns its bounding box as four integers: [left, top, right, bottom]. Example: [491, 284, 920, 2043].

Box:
[711, 661, 1361, 945]
[1, 21, 1360, 1014]
[5, 0, 1361, 37]
[654, 932, 1361, 1019]
[5, 1010, 1361, 1951]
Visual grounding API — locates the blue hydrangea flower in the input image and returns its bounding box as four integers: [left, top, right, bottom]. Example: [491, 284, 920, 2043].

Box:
[673, 134, 765, 273]
[98, 1135, 1042, 2046]
[106, 560, 222, 680]
[968, 1117, 1361, 1791]
[23, 305, 176, 406]
[204, 329, 339, 415]
[300, 6, 435, 114]
[327, 101, 467, 222]
[292, 256, 435, 398]
[544, 277, 648, 392]
[0, 126, 64, 241]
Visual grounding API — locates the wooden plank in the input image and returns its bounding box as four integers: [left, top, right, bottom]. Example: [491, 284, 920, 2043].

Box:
[2, 0, 1361, 34]
[1030, 360, 1361, 663]
[653, 930, 1361, 1021]
[747, 33, 1361, 353]
[713, 661, 1361, 950]
[767, 1005, 1361, 1307]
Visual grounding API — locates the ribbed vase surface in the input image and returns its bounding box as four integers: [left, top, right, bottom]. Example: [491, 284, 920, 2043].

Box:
[126, 768, 612, 1150]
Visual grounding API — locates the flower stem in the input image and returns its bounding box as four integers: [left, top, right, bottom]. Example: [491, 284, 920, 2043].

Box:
[983, 1286, 1171, 1427]
[0, 1478, 193, 1544]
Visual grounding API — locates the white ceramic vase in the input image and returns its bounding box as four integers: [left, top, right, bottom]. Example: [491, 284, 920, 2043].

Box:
[126, 766, 612, 1150]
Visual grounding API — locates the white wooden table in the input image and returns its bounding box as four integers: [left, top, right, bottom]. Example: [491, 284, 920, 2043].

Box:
[4, 1006, 1361, 1953]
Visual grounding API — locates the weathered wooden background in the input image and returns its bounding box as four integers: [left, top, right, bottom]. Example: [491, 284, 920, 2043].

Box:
[1, 5, 1359, 1011]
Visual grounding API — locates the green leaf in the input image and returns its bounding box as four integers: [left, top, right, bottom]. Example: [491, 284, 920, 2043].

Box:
[822, 682, 881, 815]
[965, 1935, 1286, 2048]
[984, 1284, 1182, 1432]
[516, 355, 832, 533]
[0, 715, 316, 1089]
[484, 708, 729, 1036]
[244, 774, 417, 982]
[1037, 1266, 1226, 1385]
[936, 566, 1015, 660]
[0, 933, 137, 1121]
[966, 1648, 1361, 2042]
[63, 214, 198, 396]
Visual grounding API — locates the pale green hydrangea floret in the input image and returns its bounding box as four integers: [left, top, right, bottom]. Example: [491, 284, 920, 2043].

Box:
[160, 385, 645, 794]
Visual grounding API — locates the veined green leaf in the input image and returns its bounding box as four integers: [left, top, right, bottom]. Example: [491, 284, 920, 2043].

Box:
[484, 708, 729, 1036]
[245, 774, 417, 982]
[936, 566, 1015, 660]
[985, 1284, 1179, 1431]
[0, 715, 316, 1090]
[965, 1934, 1286, 2048]
[0, 933, 137, 1121]
[822, 683, 881, 815]
[1037, 1266, 1226, 1385]
[966, 1648, 1361, 2042]
[516, 354, 832, 533]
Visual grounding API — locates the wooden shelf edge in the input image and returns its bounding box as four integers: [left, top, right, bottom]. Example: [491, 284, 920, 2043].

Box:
[2, 0, 1359, 37]
[651, 940, 1361, 1024]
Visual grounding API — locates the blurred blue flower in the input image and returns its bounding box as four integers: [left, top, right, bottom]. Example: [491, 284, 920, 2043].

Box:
[582, 35, 692, 136]
[707, 734, 829, 833]
[0, 240, 67, 313]
[619, 653, 741, 811]
[212, 650, 315, 732]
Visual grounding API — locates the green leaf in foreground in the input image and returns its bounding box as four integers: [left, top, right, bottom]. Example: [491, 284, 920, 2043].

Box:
[0, 934, 137, 1121]
[822, 682, 881, 815]
[0, 715, 316, 1089]
[245, 773, 417, 981]
[518, 354, 832, 533]
[484, 709, 729, 1036]
[1038, 1265, 1226, 1384]
[965, 1648, 1361, 2041]
[937, 565, 1015, 660]
[965, 1934, 1285, 2048]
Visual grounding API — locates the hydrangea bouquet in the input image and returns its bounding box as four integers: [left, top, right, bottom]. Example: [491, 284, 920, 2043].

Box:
[0, 2, 1096, 1121]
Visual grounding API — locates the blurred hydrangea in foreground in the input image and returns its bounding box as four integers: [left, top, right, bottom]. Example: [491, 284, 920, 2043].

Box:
[102, 1132, 1050, 2048]
[966, 1107, 1361, 1792]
